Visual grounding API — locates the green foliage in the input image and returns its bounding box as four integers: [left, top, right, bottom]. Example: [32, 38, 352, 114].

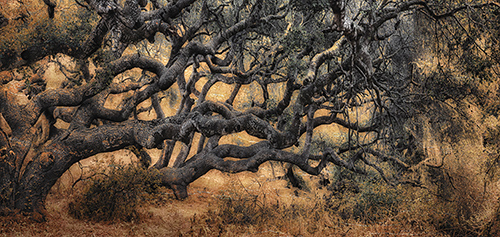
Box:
[282, 27, 307, 53]
[352, 183, 401, 222]
[290, 0, 329, 13]
[281, 24, 328, 54]
[461, 53, 493, 82]
[0, 2, 97, 57]
[68, 163, 162, 222]
[324, 178, 402, 223]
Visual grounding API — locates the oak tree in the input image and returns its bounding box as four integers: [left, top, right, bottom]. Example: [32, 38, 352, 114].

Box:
[1, 0, 498, 220]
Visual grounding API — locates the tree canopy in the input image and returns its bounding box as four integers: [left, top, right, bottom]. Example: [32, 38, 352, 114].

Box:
[1, 0, 500, 223]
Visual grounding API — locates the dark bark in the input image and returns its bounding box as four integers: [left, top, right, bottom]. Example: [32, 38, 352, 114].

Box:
[0, 13, 8, 28]
[0, 0, 492, 220]
[42, 0, 56, 18]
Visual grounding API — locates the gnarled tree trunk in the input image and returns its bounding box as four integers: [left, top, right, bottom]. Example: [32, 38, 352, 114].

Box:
[1, 0, 489, 220]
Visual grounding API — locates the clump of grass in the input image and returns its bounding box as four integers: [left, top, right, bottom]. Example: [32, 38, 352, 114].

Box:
[214, 191, 278, 226]
[324, 179, 402, 223]
[184, 179, 334, 236]
[68, 162, 162, 222]
[184, 176, 441, 236]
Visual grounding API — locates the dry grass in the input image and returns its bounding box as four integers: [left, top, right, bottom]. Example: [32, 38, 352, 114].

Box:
[1, 161, 497, 237]
[185, 177, 447, 237]
[0, 186, 215, 236]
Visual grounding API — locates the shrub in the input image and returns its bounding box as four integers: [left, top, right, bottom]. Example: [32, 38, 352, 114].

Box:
[68, 162, 161, 222]
[190, 180, 328, 236]
[323, 173, 402, 224]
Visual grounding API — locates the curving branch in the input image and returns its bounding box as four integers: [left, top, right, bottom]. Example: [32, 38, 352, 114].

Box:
[28, 54, 165, 124]
[4, 0, 497, 217]
[42, 0, 56, 18]
[158, 141, 329, 199]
